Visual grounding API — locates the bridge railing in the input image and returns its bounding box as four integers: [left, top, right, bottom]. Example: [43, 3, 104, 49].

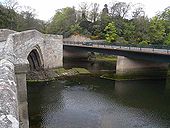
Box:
[63, 41, 170, 54]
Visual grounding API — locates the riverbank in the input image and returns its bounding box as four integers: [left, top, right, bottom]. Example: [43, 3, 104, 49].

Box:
[27, 55, 117, 82]
[27, 54, 169, 82]
[26, 67, 90, 82]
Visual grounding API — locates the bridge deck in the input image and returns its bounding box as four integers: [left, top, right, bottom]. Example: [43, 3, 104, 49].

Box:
[64, 43, 170, 55]
[64, 42, 170, 63]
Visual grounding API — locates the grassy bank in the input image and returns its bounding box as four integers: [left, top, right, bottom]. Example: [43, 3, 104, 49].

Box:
[27, 67, 90, 82]
[54, 67, 90, 76]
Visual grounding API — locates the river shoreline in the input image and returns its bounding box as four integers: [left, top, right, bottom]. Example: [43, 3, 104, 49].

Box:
[27, 54, 169, 82]
[27, 55, 117, 82]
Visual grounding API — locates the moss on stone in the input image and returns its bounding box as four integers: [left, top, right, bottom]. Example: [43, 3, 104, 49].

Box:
[55, 68, 67, 75]
[72, 68, 90, 74]
[101, 70, 168, 81]
[55, 67, 90, 76]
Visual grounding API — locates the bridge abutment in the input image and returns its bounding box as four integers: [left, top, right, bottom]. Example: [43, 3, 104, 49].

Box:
[15, 64, 29, 128]
[116, 56, 168, 78]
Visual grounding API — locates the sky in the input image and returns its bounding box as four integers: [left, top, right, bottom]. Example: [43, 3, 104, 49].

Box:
[1, 0, 170, 21]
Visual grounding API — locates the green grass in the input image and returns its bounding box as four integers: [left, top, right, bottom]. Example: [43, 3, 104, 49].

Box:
[55, 68, 67, 75]
[72, 68, 90, 74]
[55, 67, 90, 76]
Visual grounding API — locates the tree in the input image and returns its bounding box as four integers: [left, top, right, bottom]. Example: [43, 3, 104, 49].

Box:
[133, 16, 150, 43]
[110, 2, 131, 19]
[164, 33, 170, 45]
[69, 24, 83, 35]
[47, 7, 77, 37]
[79, 2, 90, 20]
[104, 22, 117, 43]
[158, 7, 170, 35]
[102, 4, 109, 15]
[132, 4, 145, 19]
[1, 0, 19, 29]
[149, 16, 165, 44]
[98, 4, 112, 38]
[20, 6, 36, 29]
[122, 20, 135, 43]
[0, 6, 17, 30]
[89, 3, 99, 22]
[3, 0, 19, 10]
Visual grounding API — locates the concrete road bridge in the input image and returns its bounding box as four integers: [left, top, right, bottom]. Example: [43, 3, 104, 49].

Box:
[64, 41, 170, 76]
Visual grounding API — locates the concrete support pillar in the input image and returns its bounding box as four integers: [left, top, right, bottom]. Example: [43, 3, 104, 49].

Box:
[15, 64, 29, 128]
[116, 56, 168, 78]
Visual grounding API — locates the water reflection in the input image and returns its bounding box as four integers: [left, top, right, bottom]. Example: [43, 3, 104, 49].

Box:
[115, 79, 166, 97]
[28, 77, 170, 128]
[114, 79, 168, 109]
[27, 81, 64, 127]
[64, 59, 116, 72]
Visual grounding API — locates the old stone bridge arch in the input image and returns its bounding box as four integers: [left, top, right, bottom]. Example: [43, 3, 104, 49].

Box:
[0, 29, 63, 128]
[12, 30, 63, 128]
[27, 45, 44, 70]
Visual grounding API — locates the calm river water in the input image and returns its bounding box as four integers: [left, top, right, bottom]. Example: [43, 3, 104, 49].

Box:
[28, 59, 170, 128]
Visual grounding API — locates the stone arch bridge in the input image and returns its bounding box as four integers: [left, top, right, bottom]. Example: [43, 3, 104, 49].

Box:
[0, 29, 63, 128]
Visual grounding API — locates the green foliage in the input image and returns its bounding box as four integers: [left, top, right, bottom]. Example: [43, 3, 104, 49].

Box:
[159, 7, 170, 35]
[0, 5, 17, 29]
[69, 24, 83, 35]
[149, 16, 165, 44]
[47, 7, 76, 37]
[116, 37, 128, 44]
[164, 33, 170, 45]
[139, 40, 149, 47]
[104, 22, 117, 43]
[0, 2, 45, 32]
[122, 20, 135, 42]
[133, 16, 150, 43]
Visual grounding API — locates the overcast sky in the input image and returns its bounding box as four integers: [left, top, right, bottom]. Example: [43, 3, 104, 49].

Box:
[1, 0, 170, 21]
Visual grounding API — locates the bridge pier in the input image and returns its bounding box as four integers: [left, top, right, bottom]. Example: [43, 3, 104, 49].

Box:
[15, 64, 29, 128]
[116, 56, 168, 78]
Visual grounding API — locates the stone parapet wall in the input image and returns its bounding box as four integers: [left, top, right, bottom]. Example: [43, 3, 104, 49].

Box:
[0, 29, 16, 42]
[0, 60, 19, 128]
[0, 29, 19, 128]
[12, 30, 43, 47]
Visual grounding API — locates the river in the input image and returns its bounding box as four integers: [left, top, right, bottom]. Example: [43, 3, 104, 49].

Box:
[27, 59, 170, 128]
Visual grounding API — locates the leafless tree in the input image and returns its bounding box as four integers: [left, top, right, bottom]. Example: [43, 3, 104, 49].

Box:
[89, 3, 99, 22]
[132, 3, 145, 19]
[110, 2, 132, 19]
[3, 0, 19, 11]
[79, 2, 90, 19]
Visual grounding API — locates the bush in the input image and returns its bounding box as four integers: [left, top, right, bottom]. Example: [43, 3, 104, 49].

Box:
[116, 37, 128, 45]
[139, 40, 149, 47]
[164, 33, 170, 46]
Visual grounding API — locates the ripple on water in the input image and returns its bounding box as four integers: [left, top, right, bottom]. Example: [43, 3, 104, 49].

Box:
[28, 77, 170, 128]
